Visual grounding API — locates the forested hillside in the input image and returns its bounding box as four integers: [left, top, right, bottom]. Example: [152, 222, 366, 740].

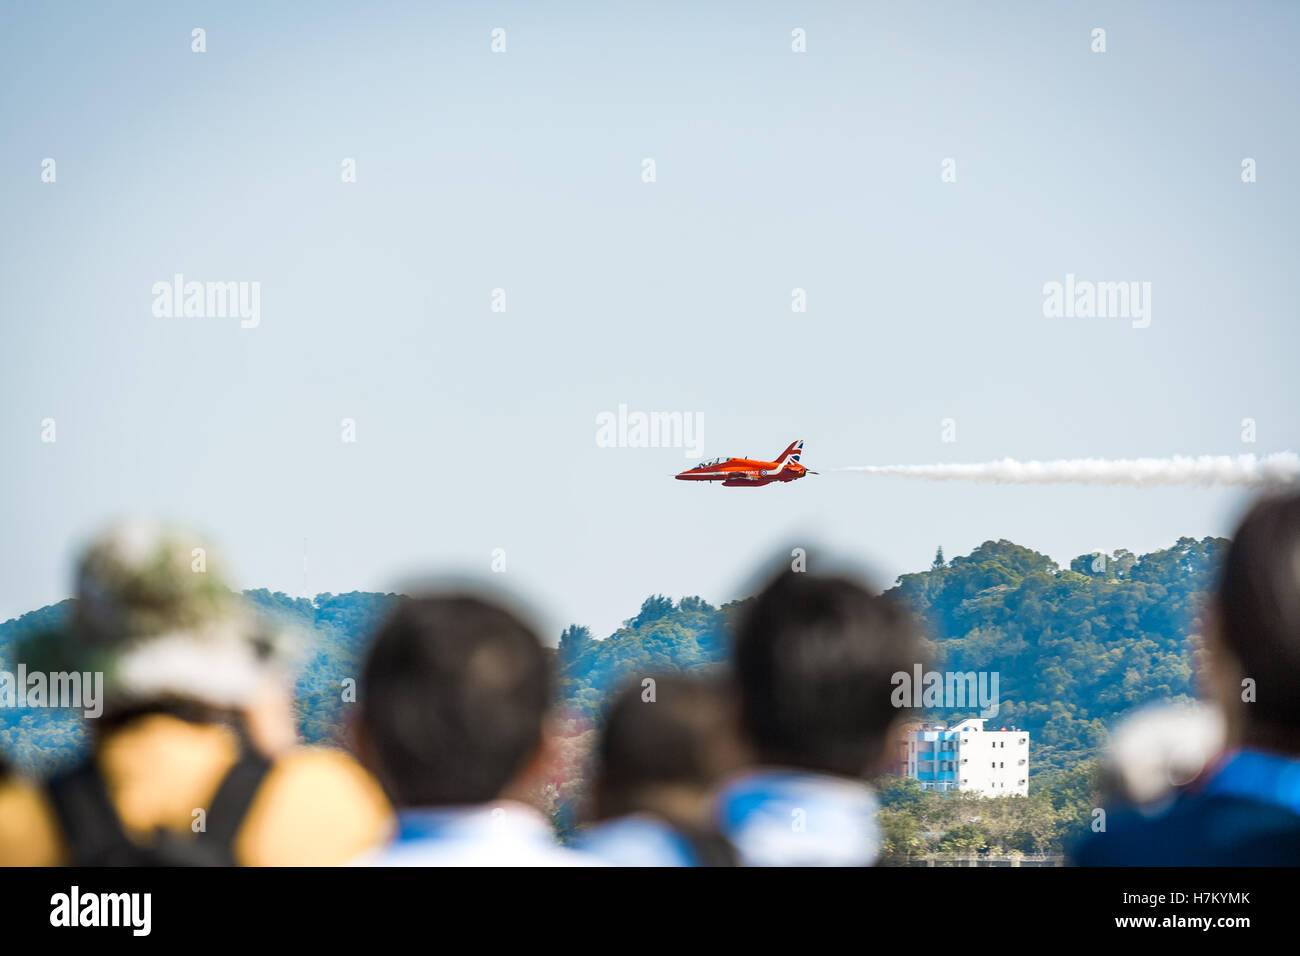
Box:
[554, 536, 1224, 775]
[0, 536, 1225, 783]
[890, 536, 1224, 772]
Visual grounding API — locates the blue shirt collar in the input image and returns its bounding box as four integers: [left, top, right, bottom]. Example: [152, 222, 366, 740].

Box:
[394, 802, 554, 845]
[576, 814, 701, 867]
[716, 768, 880, 866]
[1202, 749, 1300, 816]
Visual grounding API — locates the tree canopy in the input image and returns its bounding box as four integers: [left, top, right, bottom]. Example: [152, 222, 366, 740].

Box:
[0, 535, 1225, 787]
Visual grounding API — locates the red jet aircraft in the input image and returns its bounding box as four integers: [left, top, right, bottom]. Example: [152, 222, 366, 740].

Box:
[675, 440, 817, 487]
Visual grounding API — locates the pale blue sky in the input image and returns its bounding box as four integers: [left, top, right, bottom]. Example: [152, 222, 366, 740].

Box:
[3, 2, 1298, 639]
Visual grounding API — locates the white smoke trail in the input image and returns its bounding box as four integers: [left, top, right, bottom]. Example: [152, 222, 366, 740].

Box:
[834, 453, 1300, 488]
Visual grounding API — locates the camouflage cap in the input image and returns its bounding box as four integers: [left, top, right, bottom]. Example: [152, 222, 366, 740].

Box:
[68, 519, 295, 709]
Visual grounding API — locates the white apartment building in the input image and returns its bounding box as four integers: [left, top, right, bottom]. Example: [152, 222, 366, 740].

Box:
[901, 718, 1029, 796]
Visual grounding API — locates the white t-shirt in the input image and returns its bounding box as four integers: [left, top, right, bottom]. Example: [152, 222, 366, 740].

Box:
[355, 802, 601, 867]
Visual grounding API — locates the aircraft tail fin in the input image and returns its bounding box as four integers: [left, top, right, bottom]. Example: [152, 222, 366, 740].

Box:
[775, 440, 804, 465]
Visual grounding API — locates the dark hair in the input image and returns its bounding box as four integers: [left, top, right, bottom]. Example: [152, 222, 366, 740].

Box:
[1215, 491, 1300, 751]
[733, 569, 927, 777]
[594, 674, 740, 820]
[359, 594, 552, 806]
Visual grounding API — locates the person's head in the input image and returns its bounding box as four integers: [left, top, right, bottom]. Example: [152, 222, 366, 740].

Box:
[358, 593, 553, 807]
[1208, 490, 1300, 753]
[593, 674, 747, 824]
[39, 518, 298, 740]
[732, 568, 928, 778]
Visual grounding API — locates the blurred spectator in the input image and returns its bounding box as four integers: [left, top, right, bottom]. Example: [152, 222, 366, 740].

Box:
[1096, 702, 1225, 810]
[577, 674, 748, 866]
[1074, 491, 1300, 865]
[0, 519, 391, 866]
[354, 593, 594, 866]
[716, 568, 928, 866]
